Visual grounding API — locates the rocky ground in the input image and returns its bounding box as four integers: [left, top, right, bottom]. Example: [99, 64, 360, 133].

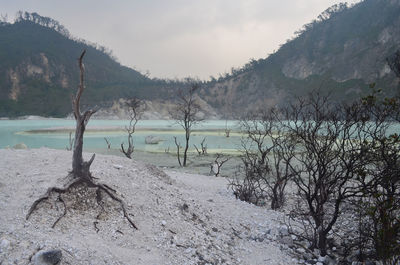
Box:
[0, 148, 297, 265]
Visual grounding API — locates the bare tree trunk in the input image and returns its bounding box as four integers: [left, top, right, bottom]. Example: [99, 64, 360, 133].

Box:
[170, 84, 204, 167]
[71, 50, 96, 179]
[26, 50, 138, 231]
[120, 98, 143, 159]
[66, 131, 74, 151]
[174, 136, 182, 167]
[183, 130, 189, 166]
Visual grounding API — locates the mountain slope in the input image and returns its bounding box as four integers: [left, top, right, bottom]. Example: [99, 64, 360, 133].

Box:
[201, 0, 400, 117]
[0, 15, 175, 117]
[1, 1, 400, 118]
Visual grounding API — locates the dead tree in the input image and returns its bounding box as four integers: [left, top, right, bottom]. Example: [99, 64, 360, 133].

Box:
[104, 137, 111, 149]
[224, 120, 231, 137]
[210, 153, 230, 177]
[69, 50, 97, 179]
[66, 131, 74, 151]
[173, 136, 182, 166]
[121, 98, 143, 159]
[229, 109, 295, 209]
[283, 92, 366, 256]
[171, 84, 203, 167]
[194, 137, 207, 155]
[26, 50, 137, 230]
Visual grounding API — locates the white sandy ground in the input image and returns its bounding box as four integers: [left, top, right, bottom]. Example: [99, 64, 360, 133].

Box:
[0, 148, 296, 265]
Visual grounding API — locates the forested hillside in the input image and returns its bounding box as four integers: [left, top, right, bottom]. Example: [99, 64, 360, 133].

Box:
[201, 0, 400, 117]
[0, 12, 177, 117]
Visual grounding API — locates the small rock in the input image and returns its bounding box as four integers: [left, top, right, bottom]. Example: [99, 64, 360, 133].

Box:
[303, 252, 313, 260]
[279, 235, 293, 246]
[180, 203, 189, 212]
[33, 249, 62, 265]
[145, 135, 163, 144]
[113, 164, 123, 169]
[13, 143, 28, 149]
[161, 220, 167, 226]
[324, 256, 336, 265]
[185, 247, 193, 254]
[278, 226, 289, 236]
[0, 238, 10, 250]
[297, 247, 306, 254]
[316, 262, 323, 265]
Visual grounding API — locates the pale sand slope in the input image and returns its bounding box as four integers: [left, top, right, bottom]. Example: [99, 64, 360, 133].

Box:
[0, 148, 295, 265]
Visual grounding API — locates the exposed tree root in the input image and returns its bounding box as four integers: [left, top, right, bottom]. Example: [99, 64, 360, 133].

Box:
[93, 221, 100, 233]
[26, 175, 138, 230]
[26, 51, 138, 232]
[52, 194, 67, 228]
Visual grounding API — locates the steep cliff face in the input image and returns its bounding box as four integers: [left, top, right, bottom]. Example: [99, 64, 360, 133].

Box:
[279, 0, 400, 83]
[5, 53, 69, 101]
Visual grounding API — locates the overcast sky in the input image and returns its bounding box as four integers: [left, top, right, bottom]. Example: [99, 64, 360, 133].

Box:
[1, 0, 360, 80]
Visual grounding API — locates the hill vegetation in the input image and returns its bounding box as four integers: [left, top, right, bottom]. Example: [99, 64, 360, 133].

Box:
[0, 12, 178, 117]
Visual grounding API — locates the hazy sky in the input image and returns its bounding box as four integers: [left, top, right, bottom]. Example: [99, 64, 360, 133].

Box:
[1, 0, 360, 79]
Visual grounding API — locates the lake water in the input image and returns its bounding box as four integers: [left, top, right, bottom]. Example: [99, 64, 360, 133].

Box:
[0, 119, 242, 154]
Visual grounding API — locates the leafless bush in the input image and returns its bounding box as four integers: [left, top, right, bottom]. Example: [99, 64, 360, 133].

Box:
[229, 109, 295, 209]
[281, 92, 368, 256]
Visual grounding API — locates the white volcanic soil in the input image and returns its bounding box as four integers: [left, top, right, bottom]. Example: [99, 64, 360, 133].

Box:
[0, 148, 295, 265]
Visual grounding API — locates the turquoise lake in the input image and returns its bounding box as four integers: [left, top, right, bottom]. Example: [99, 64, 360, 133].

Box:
[0, 119, 242, 155]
